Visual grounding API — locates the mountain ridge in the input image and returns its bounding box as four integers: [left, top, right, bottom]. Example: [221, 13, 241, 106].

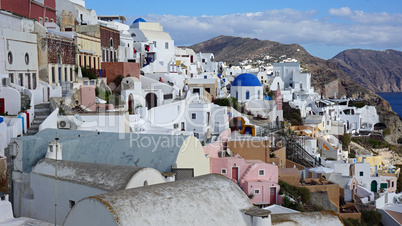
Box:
[187, 35, 402, 145]
[330, 49, 402, 93]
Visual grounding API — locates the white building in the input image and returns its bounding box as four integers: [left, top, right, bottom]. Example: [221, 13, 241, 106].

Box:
[230, 73, 263, 102]
[55, 0, 98, 26]
[0, 11, 38, 91]
[25, 156, 165, 225]
[129, 18, 175, 72]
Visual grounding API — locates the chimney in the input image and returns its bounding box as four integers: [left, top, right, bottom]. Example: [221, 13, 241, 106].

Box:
[45, 140, 63, 160]
[242, 207, 272, 226]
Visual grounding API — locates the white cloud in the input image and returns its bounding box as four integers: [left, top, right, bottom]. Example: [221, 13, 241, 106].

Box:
[127, 8, 402, 50]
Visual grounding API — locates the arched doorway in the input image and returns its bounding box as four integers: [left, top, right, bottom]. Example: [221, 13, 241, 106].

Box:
[371, 180, 377, 192]
[128, 94, 134, 114]
[145, 93, 157, 110]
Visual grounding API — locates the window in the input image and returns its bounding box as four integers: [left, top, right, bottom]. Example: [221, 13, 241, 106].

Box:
[45, 17, 49, 22]
[50, 18, 54, 22]
[39, 17, 43, 24]
[359, 171, 363, 176]
[259, 170, 264, 176]
[204, 75, 207, 79]
[380, 183, 387, 189]
[7, 51, 13, 64]
[69, 200, 75, 208]
[221, 169, 227, 174]
[65, 67, 68, 81]
[70, 68, 73, 81]
[32, 73, 37, 89]
[192, 113, 196, 119]
[19, 73, 23, 86]
[110, 38, 113, 47]
[254, 189, 260, 195]
[153, 41, 157, 47]
[193, 88, 200, 94]
[52, 67, 55, 83]
[9, 73, 14, 84]
[165, 42, 169, 49]
[392, 181, 395, 187]
[246, 91, 250, 100]
[181, 122, 185, 131]
[24, 53, 29, 65]
[102, 49, 105, 62]
[143, 180, 148, 186]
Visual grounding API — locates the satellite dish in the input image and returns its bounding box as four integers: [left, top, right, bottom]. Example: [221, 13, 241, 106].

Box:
[73, 114, 83, 126]
[226, 148, 233, 156]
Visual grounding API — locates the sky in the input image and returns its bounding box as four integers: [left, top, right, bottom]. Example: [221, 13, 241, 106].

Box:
[84, 0, 402, 59]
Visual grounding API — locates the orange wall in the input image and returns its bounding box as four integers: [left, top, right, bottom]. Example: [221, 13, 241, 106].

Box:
[227, 140, 270, 162]
[102, 62, 140, 84]
[303, 182, 340, 213]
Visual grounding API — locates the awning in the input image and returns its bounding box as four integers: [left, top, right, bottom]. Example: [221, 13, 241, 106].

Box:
[78, 49, 95, 55]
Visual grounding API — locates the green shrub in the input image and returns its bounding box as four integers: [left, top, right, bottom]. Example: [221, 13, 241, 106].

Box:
[361, 210, 382, 226]
[81, 67, 97, 79]
[279, 180, 311, 204]
[281, 196, 304, 212]
[342, 218, 362, 226]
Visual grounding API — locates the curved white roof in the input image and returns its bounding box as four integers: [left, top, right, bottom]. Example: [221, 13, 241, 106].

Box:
[64, 174, 255, 225]
[32, 159, 162, 191]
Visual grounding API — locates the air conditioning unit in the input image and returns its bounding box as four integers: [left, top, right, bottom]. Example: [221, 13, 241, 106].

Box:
[58, 120, 71, 129]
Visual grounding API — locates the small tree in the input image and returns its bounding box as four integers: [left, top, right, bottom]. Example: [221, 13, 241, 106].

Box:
[342, 133, 351, 150]
[113, 75, 124, 87]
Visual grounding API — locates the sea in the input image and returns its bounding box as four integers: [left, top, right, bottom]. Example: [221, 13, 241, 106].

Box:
[377, 92, 402, 117]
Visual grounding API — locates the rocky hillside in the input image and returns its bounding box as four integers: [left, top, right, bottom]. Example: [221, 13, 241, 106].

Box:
[188, 35, 402, 144]
[331, 49, 402, 93]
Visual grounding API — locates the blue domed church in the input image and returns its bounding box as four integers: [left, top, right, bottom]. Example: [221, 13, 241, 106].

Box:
[230, 73, 263, 102]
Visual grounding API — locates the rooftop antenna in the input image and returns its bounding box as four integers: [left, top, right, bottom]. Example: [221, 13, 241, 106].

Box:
[54, 133, 59, 225]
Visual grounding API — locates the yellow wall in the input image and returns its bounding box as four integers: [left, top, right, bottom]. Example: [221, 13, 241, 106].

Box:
[357, 156, 384, 174]
[176, 136, 210, 176]
[76, 33, 101, 70]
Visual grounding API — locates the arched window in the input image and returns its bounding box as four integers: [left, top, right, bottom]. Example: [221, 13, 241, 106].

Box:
[110, 38, 113, 47]
[143, 180, 148, 186]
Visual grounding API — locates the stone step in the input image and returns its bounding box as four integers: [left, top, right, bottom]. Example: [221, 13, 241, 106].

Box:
[30, 124, 40, 129]
[35, 103, 51, 109]
[32, 120, 44, 126]
[34, 108, 51, 113]
[34, 111, 51, 117]
[34, 115, 48, 120]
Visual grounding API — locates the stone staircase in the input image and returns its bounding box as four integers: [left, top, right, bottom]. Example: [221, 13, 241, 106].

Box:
[240, 164, 255, 184]
[26, 103, 52, 136]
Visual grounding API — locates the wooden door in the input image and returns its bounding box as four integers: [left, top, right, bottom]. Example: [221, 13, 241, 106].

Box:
[232, 167, 239, 182]
[0, 98, 4, 114]
[270, 187, 276, 204]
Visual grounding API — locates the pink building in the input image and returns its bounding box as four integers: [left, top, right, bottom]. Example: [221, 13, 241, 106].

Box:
[211, 156, 280, 206]
[80, 85, 114, 111]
